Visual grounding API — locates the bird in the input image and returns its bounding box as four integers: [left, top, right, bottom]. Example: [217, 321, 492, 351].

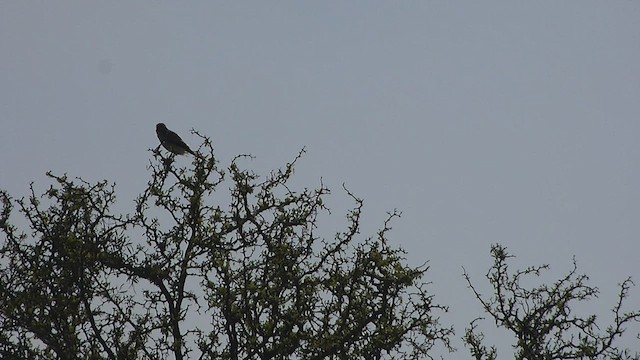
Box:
[156, 123, 196, 156]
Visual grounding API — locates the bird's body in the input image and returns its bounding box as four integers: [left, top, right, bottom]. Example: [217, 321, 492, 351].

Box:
[156, 123, 196, 156]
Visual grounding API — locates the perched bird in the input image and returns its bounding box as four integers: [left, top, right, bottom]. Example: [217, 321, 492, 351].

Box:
[156, 123, 196, 156]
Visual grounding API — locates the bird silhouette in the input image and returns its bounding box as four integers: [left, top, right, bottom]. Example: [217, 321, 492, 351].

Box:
[156, 123, 196, 156]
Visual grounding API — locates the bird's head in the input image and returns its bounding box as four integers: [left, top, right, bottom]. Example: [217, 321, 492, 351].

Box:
[156, 123, 167, 131]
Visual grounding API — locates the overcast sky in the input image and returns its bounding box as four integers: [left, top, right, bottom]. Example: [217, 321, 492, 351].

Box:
[2, 1, 639, 355]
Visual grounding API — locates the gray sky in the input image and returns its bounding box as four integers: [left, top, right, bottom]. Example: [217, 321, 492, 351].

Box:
[2, 1, 639, 355]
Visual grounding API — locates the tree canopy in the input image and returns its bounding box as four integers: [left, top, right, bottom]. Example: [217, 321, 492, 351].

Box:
[463, 245, 640, 360]
[1, 131, 638, 359]
[0, 134, 452, 359]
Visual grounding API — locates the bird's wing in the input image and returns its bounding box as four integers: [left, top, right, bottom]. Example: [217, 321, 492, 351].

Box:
[165, 129, 185, 143]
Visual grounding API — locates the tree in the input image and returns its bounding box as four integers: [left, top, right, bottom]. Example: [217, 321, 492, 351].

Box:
[463, 244, 640, 360]
[0, 132, 453, 359]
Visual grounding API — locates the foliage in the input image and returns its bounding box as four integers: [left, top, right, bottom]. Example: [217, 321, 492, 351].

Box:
[463, 244, 640, 360]
[2, 129, 638, 359]
[0, 133, 452, 359]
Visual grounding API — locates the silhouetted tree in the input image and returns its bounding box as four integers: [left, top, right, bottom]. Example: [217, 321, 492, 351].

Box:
[0, 132, 453, 359]
[463, 244, 640, 360]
